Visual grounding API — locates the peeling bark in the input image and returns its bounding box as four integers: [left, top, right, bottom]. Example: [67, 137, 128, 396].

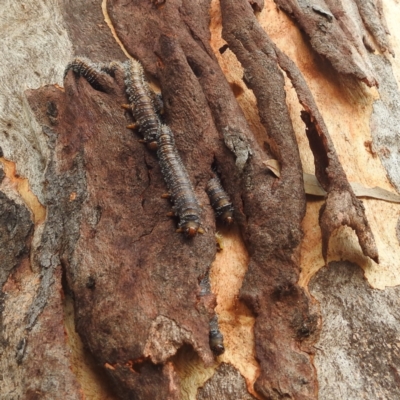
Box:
[0, 178, 82, 398]
[221, 0, 379, 264]
[354, 0, 394, 56]
[1, 0, 399, 399]
[273, 0, 394, 86]
[26, 0, 377, 397]
[107, 0, 324, 398]
[274, 50, 378, 263]
[27, 70, 217, 398]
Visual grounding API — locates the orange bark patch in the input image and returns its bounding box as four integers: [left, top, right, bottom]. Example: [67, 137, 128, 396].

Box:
[0, 157, 46, 225]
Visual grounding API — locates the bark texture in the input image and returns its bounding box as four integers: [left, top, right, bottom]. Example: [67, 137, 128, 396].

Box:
[273, 0, 393, 86]
[1, 0, 400, 399]
[197, 363, 258, 399]
[310, 261, 400, 399]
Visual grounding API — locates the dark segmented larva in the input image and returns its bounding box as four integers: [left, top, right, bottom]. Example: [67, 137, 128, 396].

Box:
[123, 59, 161, 150]
[157, 125, 202, 237]
[206, 175, 234, 224]
[209, 316, 225, 356]
[64, 57, 108, 90]
[199, 275, 225, 356]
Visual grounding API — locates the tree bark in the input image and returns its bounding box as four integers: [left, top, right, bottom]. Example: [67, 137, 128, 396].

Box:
[1, 0, 400, 399]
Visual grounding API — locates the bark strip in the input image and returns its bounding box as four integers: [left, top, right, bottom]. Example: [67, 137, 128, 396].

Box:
[104, 0, 321, 397]
[274, 0, 394, 85]
[274, 49, 379, 263]
[27, 69, 215, 399]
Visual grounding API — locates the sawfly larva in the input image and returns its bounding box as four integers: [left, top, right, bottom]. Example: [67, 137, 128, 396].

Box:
[206, 175, 234, 225]
[157, 125, 202, 237]
[123, 59, 162, 150]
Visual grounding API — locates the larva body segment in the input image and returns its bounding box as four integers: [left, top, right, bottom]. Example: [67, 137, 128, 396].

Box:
[206, 176, 234, 224]
[123, 59, 161, 150]
[64, 57, 107, 89]
[199, 275, 225, 356]
[157, 125, 202, 237]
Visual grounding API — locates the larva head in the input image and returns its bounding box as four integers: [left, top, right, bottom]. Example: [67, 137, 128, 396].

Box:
[183, 221, 200, 238]
[176, 222, 201, 237]
[209, 334, 225, 356]
[221, 210, 234, 225]
[147, 141, 158, 151]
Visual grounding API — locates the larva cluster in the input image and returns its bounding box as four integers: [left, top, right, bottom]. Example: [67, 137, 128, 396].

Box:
[65, 57, 239, 239]
[157, 125, 202, 237]
[64, 55, 230, 358]
[64, 57, 202, 237]
[206, 175, 234, 224]
[123, 59, 161, 150]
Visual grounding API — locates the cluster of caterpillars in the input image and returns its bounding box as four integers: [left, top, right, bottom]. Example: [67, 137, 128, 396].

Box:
[64, 57, 233, 355]
[65, 57, 234, 237]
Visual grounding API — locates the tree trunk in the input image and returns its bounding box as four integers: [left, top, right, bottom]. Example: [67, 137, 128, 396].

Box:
[1, 0, 400, 399]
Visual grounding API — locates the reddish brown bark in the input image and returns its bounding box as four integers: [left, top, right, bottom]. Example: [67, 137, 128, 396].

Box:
[272, 0, 393, 86]
[28, 69, 218, 398]
[1, 0, 391, 398]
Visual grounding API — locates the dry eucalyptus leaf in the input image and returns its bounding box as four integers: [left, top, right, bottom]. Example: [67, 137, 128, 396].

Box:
[304, 173, 400, 203]
[350, 182, 400, 203]
[303, 173, 327, 196]
[263, 159, 281, 177]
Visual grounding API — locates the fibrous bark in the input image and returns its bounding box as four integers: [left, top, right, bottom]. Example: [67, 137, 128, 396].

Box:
[1, 0, 396, 399]
[106, 0, 321, 397]
[0, 163, 82, 399]
[273, 0, 394, 86]
[27, 69, 217, 399]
